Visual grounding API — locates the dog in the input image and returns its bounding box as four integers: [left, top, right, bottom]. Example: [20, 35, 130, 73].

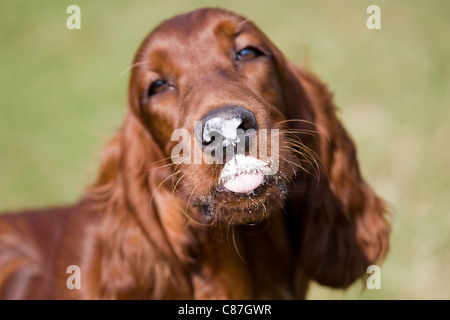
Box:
[0, 8, 390, 299]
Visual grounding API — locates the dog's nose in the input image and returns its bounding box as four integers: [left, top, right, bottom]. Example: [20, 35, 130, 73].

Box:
[195, 105, 257, 147]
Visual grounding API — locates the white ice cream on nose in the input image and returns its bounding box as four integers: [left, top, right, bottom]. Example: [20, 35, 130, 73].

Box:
[219, 154, 272, 194]
[203, 117, 242, 147]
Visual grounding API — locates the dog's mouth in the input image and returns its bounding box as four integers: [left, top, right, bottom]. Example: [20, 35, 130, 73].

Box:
[218, 154, 274, 194]
[194, 154, 287, 223]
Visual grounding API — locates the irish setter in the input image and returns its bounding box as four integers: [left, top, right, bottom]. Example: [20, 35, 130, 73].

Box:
[0, 8, 390, 299]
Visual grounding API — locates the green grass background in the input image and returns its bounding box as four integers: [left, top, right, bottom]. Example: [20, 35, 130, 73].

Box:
[0, 0, 449, 299]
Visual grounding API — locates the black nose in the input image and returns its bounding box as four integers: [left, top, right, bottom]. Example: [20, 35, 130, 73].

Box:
[194, 105, 257, 148]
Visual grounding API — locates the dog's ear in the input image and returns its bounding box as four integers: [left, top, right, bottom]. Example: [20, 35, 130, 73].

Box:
[282, 63, 391, 289]
[83, 81, 194, 299]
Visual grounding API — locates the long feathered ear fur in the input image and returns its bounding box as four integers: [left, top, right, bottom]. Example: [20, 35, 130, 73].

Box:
[81, 111, 195, 299]
[283, 62, 391, 289]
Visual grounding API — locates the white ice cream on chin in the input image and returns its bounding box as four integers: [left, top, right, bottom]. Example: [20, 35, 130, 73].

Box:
[219, 154, 272, 194]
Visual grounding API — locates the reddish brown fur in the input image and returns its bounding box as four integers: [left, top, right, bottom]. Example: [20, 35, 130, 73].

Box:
[0, 8, 390, 299]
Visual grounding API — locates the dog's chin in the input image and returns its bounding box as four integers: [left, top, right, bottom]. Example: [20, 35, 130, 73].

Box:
[195, 174, 288, 225]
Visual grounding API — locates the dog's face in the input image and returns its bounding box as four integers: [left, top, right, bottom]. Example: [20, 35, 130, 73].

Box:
[128, 8, 309, 224]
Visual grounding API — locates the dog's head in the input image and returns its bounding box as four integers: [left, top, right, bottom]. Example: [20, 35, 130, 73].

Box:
[125, 8, 318, 224]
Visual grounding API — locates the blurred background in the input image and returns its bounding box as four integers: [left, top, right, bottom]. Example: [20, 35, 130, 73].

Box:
[0, 0, 449, 299]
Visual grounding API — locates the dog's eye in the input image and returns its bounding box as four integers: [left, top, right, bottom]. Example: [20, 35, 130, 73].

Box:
[236, 47, 263, 61]
[148, 79, 169, 97]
